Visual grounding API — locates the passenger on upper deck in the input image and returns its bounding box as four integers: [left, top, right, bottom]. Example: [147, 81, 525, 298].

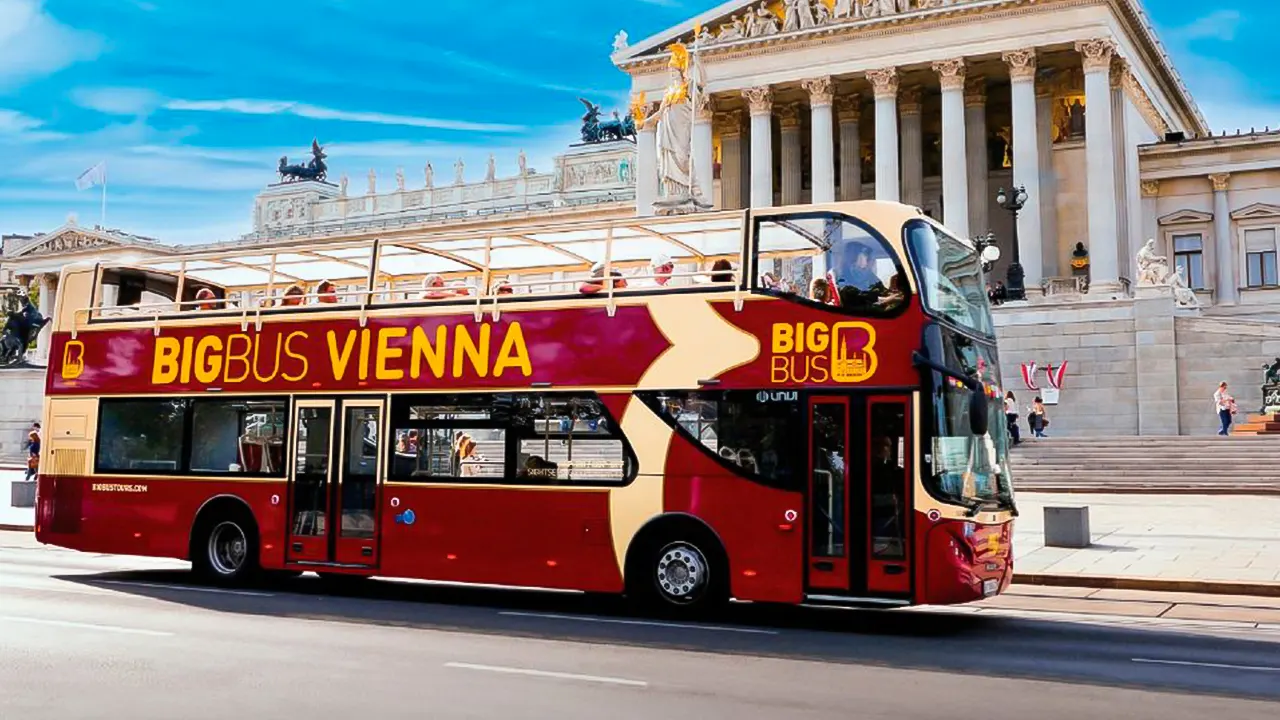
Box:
[316, 280, 338, 304]
[194, 287, 220, 311]
[280, 284, 306, 307]
[632, 254, 675, 288]
[491, 280, 514, 295]
[420, 275, 454, 300]
[579, 262, 627, 294]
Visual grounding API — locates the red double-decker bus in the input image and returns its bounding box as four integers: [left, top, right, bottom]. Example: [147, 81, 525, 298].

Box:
[36, 201, 1015, 612]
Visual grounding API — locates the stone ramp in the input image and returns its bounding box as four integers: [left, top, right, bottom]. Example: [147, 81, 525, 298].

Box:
[1010, 436, 1280, 493]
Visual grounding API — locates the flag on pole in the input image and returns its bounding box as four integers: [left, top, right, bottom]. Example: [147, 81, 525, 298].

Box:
[75, 162, 106, 191]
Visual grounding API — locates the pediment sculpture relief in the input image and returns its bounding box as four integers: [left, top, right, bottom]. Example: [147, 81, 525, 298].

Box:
[24, 232, 111, 257]
[693, 0, 978, 47]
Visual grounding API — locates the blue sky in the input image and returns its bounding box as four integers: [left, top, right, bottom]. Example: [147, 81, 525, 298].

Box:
[0, 0, 1274, 244]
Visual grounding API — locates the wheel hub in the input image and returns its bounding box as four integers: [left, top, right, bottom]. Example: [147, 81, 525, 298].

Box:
[656, 543, 707, 602]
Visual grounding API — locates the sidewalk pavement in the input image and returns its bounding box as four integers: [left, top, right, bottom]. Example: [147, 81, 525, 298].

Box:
[1013, 493, 1280, 591]
[1, 469, 34, 531]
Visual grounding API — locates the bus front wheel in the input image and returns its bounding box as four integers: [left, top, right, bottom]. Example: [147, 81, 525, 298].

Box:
[193, 514, 260, 585]
[628, 529, 727, 616]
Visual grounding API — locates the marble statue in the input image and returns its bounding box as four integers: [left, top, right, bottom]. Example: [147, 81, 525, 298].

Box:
[717, 15, 745, 41]
[367, 168, 376, 195]
[454, 158, 465, 185]
[1168, 266, 1200, 308]
[815, 0, 832, 25]
[425, 162, 434, 189]
[743, 7, 759, 36]
[644, 42, 710, 215]
[395, 167, 405, 192]
[612, 30, 629, 52]
[755, 3, 780, 34]
[696, 25, 714, 45]
[1136, 238, 1170, 286]
[834, 0, 855, 18]
[518, 150, 528, 177]
[339, 174, 348, 197]
[783, 0, 816, 32]
[485, 154, 496, 183]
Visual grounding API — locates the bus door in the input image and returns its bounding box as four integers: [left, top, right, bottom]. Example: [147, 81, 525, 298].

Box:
[805, 394, 912, 597]
[286, 398, 385, 567]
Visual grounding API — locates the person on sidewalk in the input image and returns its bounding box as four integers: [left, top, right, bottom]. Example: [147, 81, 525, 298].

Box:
[1029, 397, 1049, 438]
[25, 429, 39, 482]
[1004, 391, 1021, 445]
[1214, 381, 1237, 436]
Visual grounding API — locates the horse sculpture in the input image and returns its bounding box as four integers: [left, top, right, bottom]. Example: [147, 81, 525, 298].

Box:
[0, 294, 50, 368]
[579, 100, 637, 144]
[278, 139, 329, 183]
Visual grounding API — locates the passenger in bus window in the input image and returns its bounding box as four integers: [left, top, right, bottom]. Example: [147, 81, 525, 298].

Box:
[281, 284, 306, 307]
[195, 287, 219, 311]
[710, 259, 734, 283]
[809, 277, 835, 305]
[420, 274, 452, 300]
[316, 280, 338, 304]
[580, 262, 627, 294]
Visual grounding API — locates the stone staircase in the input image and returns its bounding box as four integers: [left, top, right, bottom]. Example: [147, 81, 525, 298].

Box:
[1009, 436, 1280, 494]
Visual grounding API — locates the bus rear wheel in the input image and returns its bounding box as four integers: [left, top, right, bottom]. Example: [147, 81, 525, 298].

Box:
[193, 515, 259, 585]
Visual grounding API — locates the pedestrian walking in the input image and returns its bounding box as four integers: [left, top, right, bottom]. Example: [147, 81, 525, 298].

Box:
[1214, 381, 1237, 436]
[1004, 391, 1021, 445]
[1029, 397, 1049, 438]
[25, 429, 40, 482]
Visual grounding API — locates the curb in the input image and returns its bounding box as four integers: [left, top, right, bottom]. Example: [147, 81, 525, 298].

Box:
[1016, 572, 1280, 598]
[0, 524, 33, 532]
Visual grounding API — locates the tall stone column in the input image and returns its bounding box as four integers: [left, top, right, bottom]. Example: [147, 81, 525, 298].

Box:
[1036, 72, 1061, 278]
[779, 103, 803, 206]
[867, 68, 900, 203]
[635, 98, 658, 216]
[692, 95, 715, 205]
[744, 86, 774, 208]
[1210, 173, 1237, 305]
[717, 110, 744, 210]
[804, 77, 836, 204]
[836, 95, 862, 201]
[1077, 38, 1121, 292]
[934, 59, 970, 238]
[37, 274, 53, 360]
[1004, 49, 1044, 293]
[1140, 180, 1159, 256]
[964, 76, 989, 236]
[1111, 59, 1133, 282]
[900, 86, 924, 208]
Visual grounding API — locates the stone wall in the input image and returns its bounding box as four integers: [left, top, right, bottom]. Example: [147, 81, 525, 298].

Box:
[1173, 316, 1280, 435]
[0, 369, 46, 462]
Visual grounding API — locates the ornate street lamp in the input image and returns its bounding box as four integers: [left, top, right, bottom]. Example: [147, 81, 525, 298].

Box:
[996, 185, 1029, 301]
[973, 231, 1001, 273]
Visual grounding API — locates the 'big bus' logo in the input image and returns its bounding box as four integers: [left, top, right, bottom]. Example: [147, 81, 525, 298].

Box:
[61, 340, 85, 380]
[770, 321, 877, 384]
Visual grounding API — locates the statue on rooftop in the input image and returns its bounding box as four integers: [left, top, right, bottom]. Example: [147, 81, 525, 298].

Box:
[277, 139, 328, 183]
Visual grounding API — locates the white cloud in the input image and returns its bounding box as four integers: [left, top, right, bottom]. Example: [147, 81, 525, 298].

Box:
[163, 98, 526, 133]
[71, 87, 162, 116]
[1169, 9, 1241, 43]
[0, 108, 68, 141]
[0, 0, 102, 90]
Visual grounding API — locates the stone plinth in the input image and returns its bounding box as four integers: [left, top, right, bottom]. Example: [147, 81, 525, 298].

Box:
[1233, 413, 1280, 435]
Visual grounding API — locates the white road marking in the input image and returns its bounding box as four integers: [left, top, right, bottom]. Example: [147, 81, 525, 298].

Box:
[443, 662, 647, 687]
[98, 580, 274, 597]
[499, 610, 779, 635]
[1132, 658, 1280, 673]
[0, 615, 173, 637]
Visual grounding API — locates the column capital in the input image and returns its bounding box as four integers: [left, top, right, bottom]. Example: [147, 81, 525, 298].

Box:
[714, 109, 743, 136]
[1208, 173, 1231, 192]
[694, 93, 714, 123]
[835, 93, 861, 122]
[1110, 56, 1129, 90]
[932, 58, 967, 91]
[865, 67, 899, 100]
[778, 102, 802, 130]
[1002, 49, 1038, 83]
[963, 76, 987, 108]
[899, 86, 922, 115]
[802, 76, 835, 108]
[1075, 38, 1117, 73]
[1140, 180, 1160, 198]
[742, 85, 773, 116]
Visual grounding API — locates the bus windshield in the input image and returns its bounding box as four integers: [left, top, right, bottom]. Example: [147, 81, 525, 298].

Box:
[906, 220, 994, 337]
[926, 331, 1013, 510]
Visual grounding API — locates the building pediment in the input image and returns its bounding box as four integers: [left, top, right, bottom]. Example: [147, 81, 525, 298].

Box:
[6, 226, 158, 259]
[616, 0, 1017, 66]
[1231, 203, 1280, 222]
[1158, 209, 1213, 226]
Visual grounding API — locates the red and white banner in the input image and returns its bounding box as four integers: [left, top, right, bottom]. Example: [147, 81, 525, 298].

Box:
[1044, 361, 1068, 389]
[1020, 362, 1039, 391]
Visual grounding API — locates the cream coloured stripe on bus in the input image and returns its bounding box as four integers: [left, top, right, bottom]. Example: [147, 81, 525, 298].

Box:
[610, 294, 760, 575]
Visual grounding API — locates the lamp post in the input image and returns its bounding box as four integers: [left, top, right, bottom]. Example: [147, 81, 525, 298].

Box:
[974, 231, 1000, 273]
[997, 185, 1028, 301]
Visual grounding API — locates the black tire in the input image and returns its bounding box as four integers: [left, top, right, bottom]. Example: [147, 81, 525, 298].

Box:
[628, 532, 727, 617]
[191, 512, 260, 585]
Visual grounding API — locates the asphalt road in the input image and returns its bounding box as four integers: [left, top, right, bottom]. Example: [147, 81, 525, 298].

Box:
[2, 536, 1279, 719]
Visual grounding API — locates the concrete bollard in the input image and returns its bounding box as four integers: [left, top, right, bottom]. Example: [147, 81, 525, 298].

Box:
[10, 480, 36, 509]
[1044, 506, 1091, 548]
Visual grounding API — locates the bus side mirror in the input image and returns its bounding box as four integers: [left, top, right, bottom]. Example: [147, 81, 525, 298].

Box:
[969, 388, 989, 437]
